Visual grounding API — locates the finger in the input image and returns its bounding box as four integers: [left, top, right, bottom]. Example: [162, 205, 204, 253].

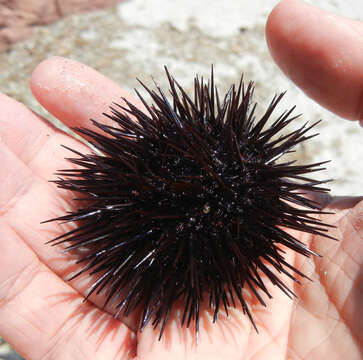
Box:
[0, 89, 141, 328]
[266, 0, 363, 124]
[0, 92, 89, 181]
[31, 56, 143, 133]
[0, 109, 139, 329]
[0, 219, 135, 360]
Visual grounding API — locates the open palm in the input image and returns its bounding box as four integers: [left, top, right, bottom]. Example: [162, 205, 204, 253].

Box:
[0, 1, 362, 359]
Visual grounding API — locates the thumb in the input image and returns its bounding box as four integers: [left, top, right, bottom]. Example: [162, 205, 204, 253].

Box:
[266, 0, 363, 126]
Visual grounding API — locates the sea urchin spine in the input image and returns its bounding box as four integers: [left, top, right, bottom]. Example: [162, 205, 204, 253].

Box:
[46, 67, 334, 340]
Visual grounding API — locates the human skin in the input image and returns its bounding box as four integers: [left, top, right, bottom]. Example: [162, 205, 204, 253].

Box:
[0, 0, 362, 359]
[266, 0, 363, 125]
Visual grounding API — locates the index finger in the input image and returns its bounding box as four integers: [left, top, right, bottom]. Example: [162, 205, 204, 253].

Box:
[30, 56, 144, 133]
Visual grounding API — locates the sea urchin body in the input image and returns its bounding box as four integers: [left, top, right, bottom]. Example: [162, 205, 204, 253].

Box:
[46, 68, 334, 339]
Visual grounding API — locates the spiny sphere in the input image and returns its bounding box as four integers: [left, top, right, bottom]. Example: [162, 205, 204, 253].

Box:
[47, 68, 334, 339]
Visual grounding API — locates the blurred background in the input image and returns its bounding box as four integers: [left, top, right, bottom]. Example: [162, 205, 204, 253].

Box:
[0, 0, 362, 358]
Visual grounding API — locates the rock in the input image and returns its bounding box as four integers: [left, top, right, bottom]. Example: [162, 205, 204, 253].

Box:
[57, 0, 121, 15]
[0, 27, 32, 52]
[0, 0, 121, 51]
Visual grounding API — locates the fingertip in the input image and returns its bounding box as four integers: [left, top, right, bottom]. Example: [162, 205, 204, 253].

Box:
[266, 0, 363, 122]
[30, 56, 139, 130]
[30, 56, 85, 105]
[266, 0, 328, 77]
[266, 0, 293, 37]
[266, 0, 299, 59]
[31, 56, 115, 124]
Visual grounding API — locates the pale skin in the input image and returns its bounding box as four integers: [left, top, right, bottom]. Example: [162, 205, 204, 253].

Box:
[0, 0, 362, 359]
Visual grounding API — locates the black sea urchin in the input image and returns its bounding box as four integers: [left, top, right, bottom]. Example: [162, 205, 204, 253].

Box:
[46, 68, 334, 339]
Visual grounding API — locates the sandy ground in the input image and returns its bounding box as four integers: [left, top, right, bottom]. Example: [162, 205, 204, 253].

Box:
[0, 0, 362, 358]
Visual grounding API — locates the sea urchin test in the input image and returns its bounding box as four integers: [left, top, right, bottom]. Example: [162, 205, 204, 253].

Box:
[45, 68, 334, 340]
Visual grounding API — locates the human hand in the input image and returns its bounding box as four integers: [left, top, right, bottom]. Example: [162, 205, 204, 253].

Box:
[0, 1, 362, 359]
[265, 1, 363, 359]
